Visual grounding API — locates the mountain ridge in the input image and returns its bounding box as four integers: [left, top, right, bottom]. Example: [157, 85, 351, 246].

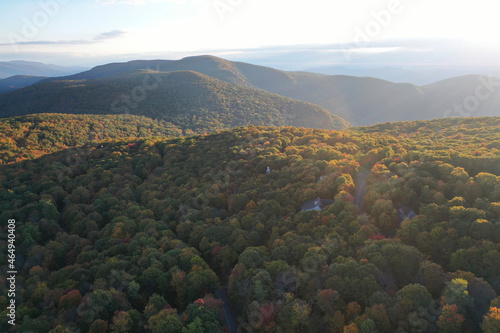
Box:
[2, 55, 500, 126]
[0, 75, 46, 94]
[0, 69, 349, 132]
[32, 55, 500, 125]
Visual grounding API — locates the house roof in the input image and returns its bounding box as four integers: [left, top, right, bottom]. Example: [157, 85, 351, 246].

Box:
[301, 197, 335, 211]
[395, 203, 416, 222]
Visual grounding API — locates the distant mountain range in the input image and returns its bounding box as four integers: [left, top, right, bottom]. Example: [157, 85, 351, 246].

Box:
[0, 60, 86, 79]
[0, 55, 499, 126]
[304, 65, 500, 86]
[0, 69, 348, 133]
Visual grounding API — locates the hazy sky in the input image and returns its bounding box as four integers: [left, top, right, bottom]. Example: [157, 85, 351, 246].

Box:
[0, 0, 499, 66]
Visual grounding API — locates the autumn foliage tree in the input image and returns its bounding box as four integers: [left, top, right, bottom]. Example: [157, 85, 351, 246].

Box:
[437, 304, 465, 333]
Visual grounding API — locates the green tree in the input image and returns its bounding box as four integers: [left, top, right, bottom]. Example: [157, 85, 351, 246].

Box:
[417, 260, 446, 298]
[183, 317, 205, 333]
[89, 319, 108, 333]
[442, 279, 474, 315]
[147, 308, 183, 333]
[396, 284, 432, 312]
[360, 318, 377, 333]
[111, 311, 133, 333]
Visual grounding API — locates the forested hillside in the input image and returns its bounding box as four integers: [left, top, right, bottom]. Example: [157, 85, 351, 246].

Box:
[33, 56, 500, 126]
[0, 117, 499, 332]
[0, 70, 349, 132]
[0, 114, 183, 165]
[0, 108, 349, 169]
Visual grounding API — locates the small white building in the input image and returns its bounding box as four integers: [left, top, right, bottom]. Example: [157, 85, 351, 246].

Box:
[301, 197, 334, 211]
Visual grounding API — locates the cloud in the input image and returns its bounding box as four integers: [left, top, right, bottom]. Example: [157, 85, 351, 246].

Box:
[93, 30, 126, 40]
[0, 31, 126, 47]
[0, 40, 92, 47]
[96, 0, 189, 5]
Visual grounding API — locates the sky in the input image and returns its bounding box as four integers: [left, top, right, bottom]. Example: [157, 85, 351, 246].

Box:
[0, 0, 499, 68]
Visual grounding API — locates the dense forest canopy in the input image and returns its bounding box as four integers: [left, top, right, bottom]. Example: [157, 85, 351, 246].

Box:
[0, 114, 183, 165]
[0, 116, 499, 332]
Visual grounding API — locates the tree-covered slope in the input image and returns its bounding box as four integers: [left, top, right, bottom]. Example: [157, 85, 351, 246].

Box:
[38, 56, 500, 126]
[43, 55, 252, 88]
[1, 118, 499, 332]
[0, 113, 183, 165]
[0, 70, 349, 132]
[353, 117, 500, 165]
